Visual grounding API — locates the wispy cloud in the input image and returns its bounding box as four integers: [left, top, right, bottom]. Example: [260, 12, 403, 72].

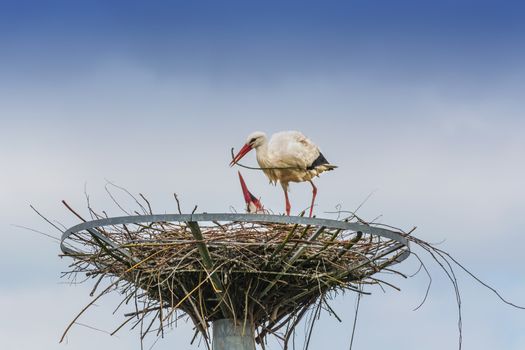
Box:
[2, 1, 525, 349]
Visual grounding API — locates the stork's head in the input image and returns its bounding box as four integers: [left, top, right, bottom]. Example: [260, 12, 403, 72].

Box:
[238, 171, 264, 214]
[229, 131, 266, 166]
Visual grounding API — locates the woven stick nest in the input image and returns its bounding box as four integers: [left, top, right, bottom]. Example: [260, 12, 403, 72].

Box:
[59, 205, 409, 349]
[37, 185, 521, 350]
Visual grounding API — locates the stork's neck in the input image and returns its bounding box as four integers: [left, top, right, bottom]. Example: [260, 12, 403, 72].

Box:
[254, 141, 270, 168]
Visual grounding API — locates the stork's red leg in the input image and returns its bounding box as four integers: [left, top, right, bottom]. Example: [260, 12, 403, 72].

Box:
[309, 181, 317, 217]
[283, 187, 291, 215]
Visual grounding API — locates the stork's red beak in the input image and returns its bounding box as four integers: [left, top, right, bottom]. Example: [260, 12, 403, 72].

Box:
[230, 143, 253, 167]
[238, 171, 263, 213]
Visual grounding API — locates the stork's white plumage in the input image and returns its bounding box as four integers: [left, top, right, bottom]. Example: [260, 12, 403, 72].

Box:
[230, 131, 337, 217]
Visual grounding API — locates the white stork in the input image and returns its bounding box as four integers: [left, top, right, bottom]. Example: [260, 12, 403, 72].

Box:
[238, 171, 265, 214]
[230, 131, 336, 217]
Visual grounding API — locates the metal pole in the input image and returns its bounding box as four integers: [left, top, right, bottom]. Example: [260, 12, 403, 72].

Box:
[212, 319, 256, 350]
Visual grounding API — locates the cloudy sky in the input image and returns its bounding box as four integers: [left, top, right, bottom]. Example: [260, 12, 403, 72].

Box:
[1, 1, 525, 349]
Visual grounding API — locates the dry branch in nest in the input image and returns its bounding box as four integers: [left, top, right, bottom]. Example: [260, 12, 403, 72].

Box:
[56, 194, 409, 349]
[46, 188, 523, 350]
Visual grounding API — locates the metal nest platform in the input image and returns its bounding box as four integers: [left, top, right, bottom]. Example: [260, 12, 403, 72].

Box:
[60, 213, 410, 348]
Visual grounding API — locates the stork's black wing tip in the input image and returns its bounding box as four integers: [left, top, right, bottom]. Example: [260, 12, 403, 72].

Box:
[307, 152, 330, 170]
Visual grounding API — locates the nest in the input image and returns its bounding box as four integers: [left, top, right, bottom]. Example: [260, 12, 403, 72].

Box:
[59, 208, 409, 348]
[35, 185, 521, 350]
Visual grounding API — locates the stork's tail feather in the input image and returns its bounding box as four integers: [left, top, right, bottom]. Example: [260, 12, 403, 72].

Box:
[307, 152, 336, 170]
[314, 164, 337, 173]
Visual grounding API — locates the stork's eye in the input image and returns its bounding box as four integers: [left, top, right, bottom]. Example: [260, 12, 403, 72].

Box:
[249, 138, 257, 144]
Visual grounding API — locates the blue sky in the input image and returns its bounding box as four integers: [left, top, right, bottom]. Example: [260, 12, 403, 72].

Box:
[1, 1, 525, 349]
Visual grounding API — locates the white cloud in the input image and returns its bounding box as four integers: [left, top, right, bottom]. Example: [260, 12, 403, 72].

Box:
[1, 59, 525, 349]
[0, 284, 200, 350]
